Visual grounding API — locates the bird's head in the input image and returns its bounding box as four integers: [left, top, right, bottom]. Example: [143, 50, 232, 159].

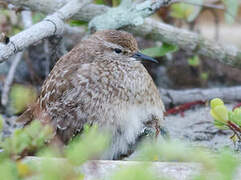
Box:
[90, 30, 158, 63]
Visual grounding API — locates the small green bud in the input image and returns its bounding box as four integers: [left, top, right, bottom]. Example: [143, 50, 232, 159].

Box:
[210, 98, 224, 109]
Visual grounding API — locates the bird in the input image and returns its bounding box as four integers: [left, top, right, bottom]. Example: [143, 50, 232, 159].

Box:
[17, 30, 165, 160]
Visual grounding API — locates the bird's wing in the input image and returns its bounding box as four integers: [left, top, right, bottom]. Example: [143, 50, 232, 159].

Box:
[40, 62, 111, 143]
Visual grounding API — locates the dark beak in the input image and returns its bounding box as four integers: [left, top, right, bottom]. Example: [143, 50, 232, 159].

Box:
[132, 52, 159, 63]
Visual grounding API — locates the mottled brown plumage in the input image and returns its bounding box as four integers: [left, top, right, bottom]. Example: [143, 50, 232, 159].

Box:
[17, 30, 165, 159]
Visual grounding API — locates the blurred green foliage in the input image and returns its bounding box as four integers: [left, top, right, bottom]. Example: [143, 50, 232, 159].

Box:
[95, 0, 106, 4]
[136, 140, 240, 180]
[0, 118, 240, 179]
[200, 72, 209, 81]
[170, 0, 239, 24]
[141, 43, 178, 58]
[68, 20, 88, 27]
[0, 9, 22, 36]
[170, 0, 203, 22]
[0, 159, 19, 180]
[32, 13, 46, 24]
[188, 55, 200, 67]
[0, 115, 3, 133]
[95, 0, 120, 6]
[0, 122, 110, 179]
[111, 163, 160, 180]
[65, 124, 110, 165]
[210, 98, 241, 143]
[10, 84, 38, 114]
[0, 121, 53, 157]
[112, 0, 121, 7]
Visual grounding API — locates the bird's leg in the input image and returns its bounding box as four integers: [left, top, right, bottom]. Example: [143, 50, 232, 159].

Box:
[154, 119, 160, 138]
[152, 115, 169, 140]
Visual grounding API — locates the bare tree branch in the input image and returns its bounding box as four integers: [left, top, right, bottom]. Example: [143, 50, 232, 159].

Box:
[1, 0, 108, 22]
[1, 52, 23, 106]
[0, 0, 92, 62]
[1, 0, 241, 68]
[128, 18, 241, 68]
[160, 86, 241, 107]
[88, 0, 172, 31]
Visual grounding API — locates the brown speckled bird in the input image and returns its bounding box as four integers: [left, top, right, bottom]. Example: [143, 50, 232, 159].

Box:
[17, 30, 165, 159]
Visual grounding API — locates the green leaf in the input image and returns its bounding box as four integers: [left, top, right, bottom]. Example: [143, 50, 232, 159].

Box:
[17, 161, 31, 178]
[1, 121, 53, 156]
[95, 0, 106, 4]
[68, 20, 88, 26]
[32, 13, 45, 24]
[0, 160, 19, 180]
[216, 149, 240, 180]
[111, 164, 158, 180]
[66, 125, 110, 165]
[229, 108, 241, 126]
[210, 98, 224, 109]
[112, 0, 121, 6]
[200, 72, 209, 80]
[188, 55, 200, 67]
[210, 105, 228, 124]
[141, 43, 178, 57]
[10, 84, 37, 114]
[0, 115, 3, 133]
[222, 0, 238, 24]
[170, 0, 203, 22]
[36, 157, 75, 180]
[214, 119, 228, 129]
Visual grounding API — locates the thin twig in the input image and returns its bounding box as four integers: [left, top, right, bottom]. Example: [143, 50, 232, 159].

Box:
[227, 121, 241, 141]
[1, 10, 33, 106]
[229, 127, 241, 142]
[1, 51, 23, 106]
[227, 121, 241, 134]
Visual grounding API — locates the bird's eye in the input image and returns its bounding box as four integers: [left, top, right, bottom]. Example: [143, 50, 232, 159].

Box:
[114, 48, 122, 54]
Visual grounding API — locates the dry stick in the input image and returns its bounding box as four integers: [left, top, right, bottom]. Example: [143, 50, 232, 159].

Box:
[1, 52, 23, 106]
[1, 11, 32, 106]
[0, 0, 92, 62]
[159, 86, 241, 106]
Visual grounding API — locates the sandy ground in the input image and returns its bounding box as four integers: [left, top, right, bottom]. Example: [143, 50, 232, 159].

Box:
[164, 104, 236, 150]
